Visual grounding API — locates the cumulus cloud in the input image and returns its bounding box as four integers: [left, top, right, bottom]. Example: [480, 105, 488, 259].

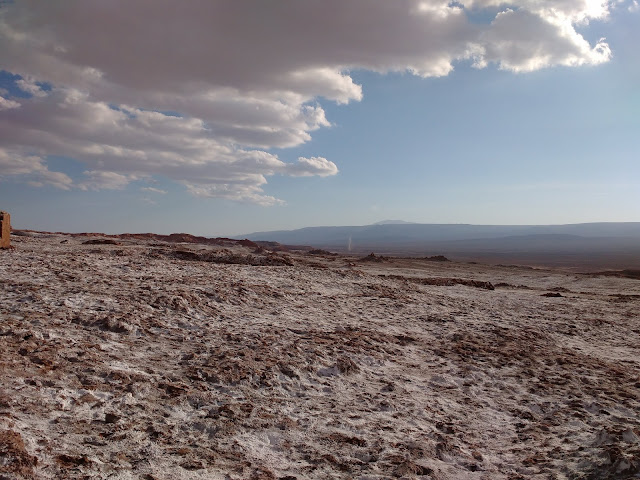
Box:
[0, 149, 73, 190]
[0, 86, 337, 203]
[477, 9, 611, 72]
[141, 187, 167, 194]
[0, 96, 20, 111]
[16, 77, 48, 97]
[184, 182, 286, 207]
[78, 171, 133, 191]
[0, 0, 619, 203]
[465, 0, 613, 23]
[285, 157, 340, 177]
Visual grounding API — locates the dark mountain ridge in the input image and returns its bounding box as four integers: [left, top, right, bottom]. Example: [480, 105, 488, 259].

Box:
[242, 222, 640, 269]
[244, 222, 640, 245]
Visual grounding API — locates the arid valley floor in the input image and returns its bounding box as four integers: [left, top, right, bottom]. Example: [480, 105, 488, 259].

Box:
[1, 234, 639, 479]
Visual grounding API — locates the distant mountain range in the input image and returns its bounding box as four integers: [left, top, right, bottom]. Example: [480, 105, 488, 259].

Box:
[242, 222, 640, 269]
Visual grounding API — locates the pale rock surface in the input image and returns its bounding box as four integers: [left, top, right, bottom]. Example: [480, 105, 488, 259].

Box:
[1, 235, 639, 479]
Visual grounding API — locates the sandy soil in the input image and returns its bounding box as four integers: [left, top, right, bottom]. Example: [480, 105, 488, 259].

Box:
[1, 234, 639, 479]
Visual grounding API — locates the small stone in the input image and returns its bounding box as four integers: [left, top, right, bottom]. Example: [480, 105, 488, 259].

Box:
[57, 454, 91, 466]
[77, 393, 99, 404]
[336, 355, 358, 374]
[105, 412, 120, 424]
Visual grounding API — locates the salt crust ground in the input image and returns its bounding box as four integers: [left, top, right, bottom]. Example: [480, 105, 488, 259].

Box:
[1, 235, 639, 480]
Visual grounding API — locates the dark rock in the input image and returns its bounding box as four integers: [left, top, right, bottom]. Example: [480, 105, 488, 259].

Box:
[329, 432, 367, 447]
[83, 238, 121, 245]
[360, 252, 387, 262]
[159, 382, 188, 397]
[180, 459, 206, 470]
[56, 454, 91, 467]
[104, 412, 120, 424]
[308, 249, 336, 256]
[172, 250, 200, 261]
[336, 356, 359, 374]
[423, 255, 450, 262]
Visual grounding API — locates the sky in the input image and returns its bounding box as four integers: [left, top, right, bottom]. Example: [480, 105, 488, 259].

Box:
[0, 0, 638, 236]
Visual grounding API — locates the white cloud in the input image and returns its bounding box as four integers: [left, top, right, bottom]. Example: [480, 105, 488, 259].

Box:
[0, 96, 20, 111]
[78, 171, 133, 191]
[141, 187, 167, 194]
[465, 0, 613, 23]
[0, 148, 73, 190]
[630, 1, 639, 12]
[184, 182, 286, 207]
[478, 8, 611, 72]
[0, 87, 339, 204]
[285, 157, 340, 177]
[16, 77, 47, 97]
[0, 0, 620, 203]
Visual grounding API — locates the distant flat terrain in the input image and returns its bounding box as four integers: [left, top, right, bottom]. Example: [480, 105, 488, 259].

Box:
[243, 222, 640, 270]
[1, 234, 639, 479]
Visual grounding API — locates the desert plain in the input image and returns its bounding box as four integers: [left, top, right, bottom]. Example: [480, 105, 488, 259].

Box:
[1, 233, 639, 479]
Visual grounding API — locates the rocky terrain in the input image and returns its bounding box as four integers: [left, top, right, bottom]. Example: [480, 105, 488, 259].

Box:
[1, 233, 639, 479]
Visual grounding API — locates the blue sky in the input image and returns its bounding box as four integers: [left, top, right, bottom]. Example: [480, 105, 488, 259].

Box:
[0, 1, 638, 236]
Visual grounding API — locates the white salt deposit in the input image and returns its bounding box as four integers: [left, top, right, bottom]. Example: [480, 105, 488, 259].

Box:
[0, 234, 639, 479]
